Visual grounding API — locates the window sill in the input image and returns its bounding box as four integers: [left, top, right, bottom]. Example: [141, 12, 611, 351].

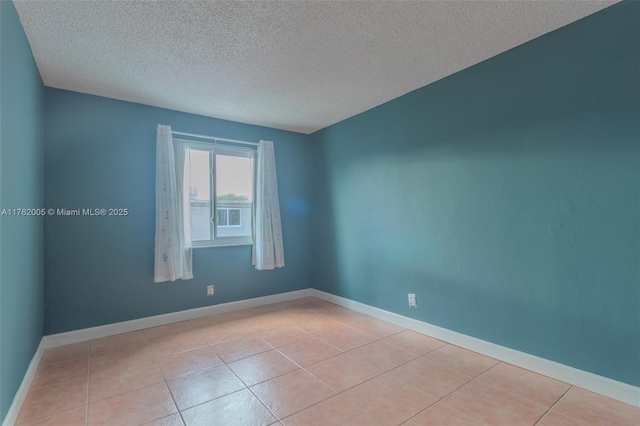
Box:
[191, 237, 253, 249]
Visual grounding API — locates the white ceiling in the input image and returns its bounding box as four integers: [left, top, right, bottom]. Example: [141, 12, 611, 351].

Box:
[14, 1, 616, 134]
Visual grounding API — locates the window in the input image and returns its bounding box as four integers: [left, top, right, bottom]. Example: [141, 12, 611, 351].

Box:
[217, 208, 241, 227]
[185, 141, 255, 247]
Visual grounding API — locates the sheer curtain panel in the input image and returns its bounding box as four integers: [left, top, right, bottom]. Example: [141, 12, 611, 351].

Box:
[253, 140, 285, 270]
[154, 124, 193, 282]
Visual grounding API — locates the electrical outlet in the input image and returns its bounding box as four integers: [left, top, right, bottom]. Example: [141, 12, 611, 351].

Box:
[207, 285, 214, 296]
[408, 293, 417, 308]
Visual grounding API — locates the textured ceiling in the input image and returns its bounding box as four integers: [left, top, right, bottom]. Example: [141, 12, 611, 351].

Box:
[14, 1, 616, 134]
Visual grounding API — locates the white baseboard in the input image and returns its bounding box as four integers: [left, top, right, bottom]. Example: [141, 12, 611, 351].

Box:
[3, 288, 313, 425]
[2, 340, 45, 426]
[2, 288, 313, 425]
[5, 286, 637, 426]
[311, 289, 640, 408]
[43, 288, 314, 348]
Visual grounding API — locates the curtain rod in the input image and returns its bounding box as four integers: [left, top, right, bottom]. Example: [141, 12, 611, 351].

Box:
[171, 130, 259, 147]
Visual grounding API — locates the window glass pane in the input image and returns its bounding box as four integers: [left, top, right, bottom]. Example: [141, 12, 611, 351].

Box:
[216, 155, 252, 238]
[189, 149, 211, 241]
[217, 208, 228, 226]
[228, 209, 241, 226]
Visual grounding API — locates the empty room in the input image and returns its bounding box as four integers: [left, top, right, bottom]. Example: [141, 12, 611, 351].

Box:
[0, 0, 638, 425]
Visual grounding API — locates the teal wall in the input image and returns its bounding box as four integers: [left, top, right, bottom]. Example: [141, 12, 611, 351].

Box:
[0, 0, 45, 421]
[311, 2, 639, 387]
[1, 2, 637, 420]
[44, 89, 314, 334]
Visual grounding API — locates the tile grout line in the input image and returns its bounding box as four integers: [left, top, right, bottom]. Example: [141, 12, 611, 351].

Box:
[98, 307, 333, 424]
[168, 321, 283, 422]
[396, 359, 504, 426]
[28, 299, 618, 426]
[474, 364, 576, 414]
[16, 346, 93, 425]
[261, 319, 449, 422]
[273, 335, 345, 367]
[295, 341, 436, 422]
[532, 385, 581, 426]
[25, 302, 410, 424]
[210, 314, 313, 423]
[18, 303, 379, 424]
[247, 372, 332, 424]
[433, 360, 570, 426]
[274, 324, 451, 425]
[301, 338, 450, 395]
[278, 391, 385, 426]
[226, 314, 317, 423]
[399, 401, 481, 426]
[245, 383, 282, 423]
[99, 318, 298, 424]
[143, 331, 188, 426]
[240, 307, 355, 422]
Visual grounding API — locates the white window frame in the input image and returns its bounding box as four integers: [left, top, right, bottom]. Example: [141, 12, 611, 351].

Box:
[217, 208, 242, 228]
[182, 140, 256, 248]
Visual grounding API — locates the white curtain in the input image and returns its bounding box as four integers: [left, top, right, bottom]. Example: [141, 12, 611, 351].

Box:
[253, 140, 285, 270]
[154, 124, 193, 282]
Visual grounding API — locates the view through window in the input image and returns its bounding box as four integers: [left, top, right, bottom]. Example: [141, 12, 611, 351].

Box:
[187, 145, 254, 246]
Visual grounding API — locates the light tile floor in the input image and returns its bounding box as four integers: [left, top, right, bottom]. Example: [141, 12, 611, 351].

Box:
[15, 297, 640, 426]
